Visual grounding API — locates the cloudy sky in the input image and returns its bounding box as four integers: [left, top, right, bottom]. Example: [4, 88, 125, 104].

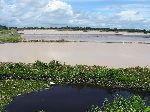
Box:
[0, 0, 150, 29]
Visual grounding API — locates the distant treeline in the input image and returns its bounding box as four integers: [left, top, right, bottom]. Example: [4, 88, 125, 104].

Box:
[0, 25, 8, 30]
[0, 25, 150, 33]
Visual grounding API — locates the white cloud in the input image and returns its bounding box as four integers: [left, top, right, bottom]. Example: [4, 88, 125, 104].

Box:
[118, 10, 145, 21]
[0, 0, 149, 29]
[70, 12, 104, 27]
[0, 0, 104, 27]
[46, 0, 72, 14]
[0, 0, 74, 27]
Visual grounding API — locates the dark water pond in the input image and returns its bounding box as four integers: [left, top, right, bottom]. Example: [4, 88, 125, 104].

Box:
[6, 85, 150, 112]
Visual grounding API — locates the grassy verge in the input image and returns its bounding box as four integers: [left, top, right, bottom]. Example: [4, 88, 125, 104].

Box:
[0, 29, 22, 43]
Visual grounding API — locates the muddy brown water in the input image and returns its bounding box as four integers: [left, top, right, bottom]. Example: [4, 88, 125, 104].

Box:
[22, 34, 150, 43]
[0, 42, 150, 68]
[20, 30, 150, 43]
[6, 85, 150, 112]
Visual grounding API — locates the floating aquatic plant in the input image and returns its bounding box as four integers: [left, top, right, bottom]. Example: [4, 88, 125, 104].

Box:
[0, 60, 150, 111]
[89, 96, 150, 112]
[0, 60, 150, 91]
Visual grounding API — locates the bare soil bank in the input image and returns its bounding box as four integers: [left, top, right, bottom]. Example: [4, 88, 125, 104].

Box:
[0, 42, 150, 68]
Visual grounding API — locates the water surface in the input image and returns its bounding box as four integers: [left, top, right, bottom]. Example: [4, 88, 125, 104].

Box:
[0, 42, 150, 68]
[22, 34, 150, 43]
[6, 85, 150, 112]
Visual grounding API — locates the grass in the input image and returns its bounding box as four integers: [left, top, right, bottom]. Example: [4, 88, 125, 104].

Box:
[0, 60, 150, 111]
[0, 29, 22, 43]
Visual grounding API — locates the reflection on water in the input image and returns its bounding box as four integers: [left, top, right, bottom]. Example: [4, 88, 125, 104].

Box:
[6, 85, 150, 112]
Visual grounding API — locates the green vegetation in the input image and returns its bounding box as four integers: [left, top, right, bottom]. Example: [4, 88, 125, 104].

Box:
[1, 60, 150, 91]
[0, 25, 8, 30]
[5, 25, 150, 34]
[0, 79, 49, 112]
[23, 39, 87, 43]
[0, 60, 150, 111]
[18, 26, 150, 34]
[90, 96, 150, 112]
[0, 29, 22, 43]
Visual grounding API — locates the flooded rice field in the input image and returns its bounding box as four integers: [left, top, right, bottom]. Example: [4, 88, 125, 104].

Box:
[6, 85, 150, 112]
[0, 42, 150, 68]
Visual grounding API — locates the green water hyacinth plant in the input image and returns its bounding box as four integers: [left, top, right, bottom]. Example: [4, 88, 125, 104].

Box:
[0, 79, 50, 112]
[90, 96, 150, 112]
[0, 60, 150, 91]
[0, 60, 150, 111]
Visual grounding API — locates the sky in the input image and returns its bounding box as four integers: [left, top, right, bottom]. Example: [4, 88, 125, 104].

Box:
[0, 0, 150, 29]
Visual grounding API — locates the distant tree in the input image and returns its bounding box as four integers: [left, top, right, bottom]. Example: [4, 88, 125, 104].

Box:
[143, 29, 147, 34]
[0, 25, 8, 30]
